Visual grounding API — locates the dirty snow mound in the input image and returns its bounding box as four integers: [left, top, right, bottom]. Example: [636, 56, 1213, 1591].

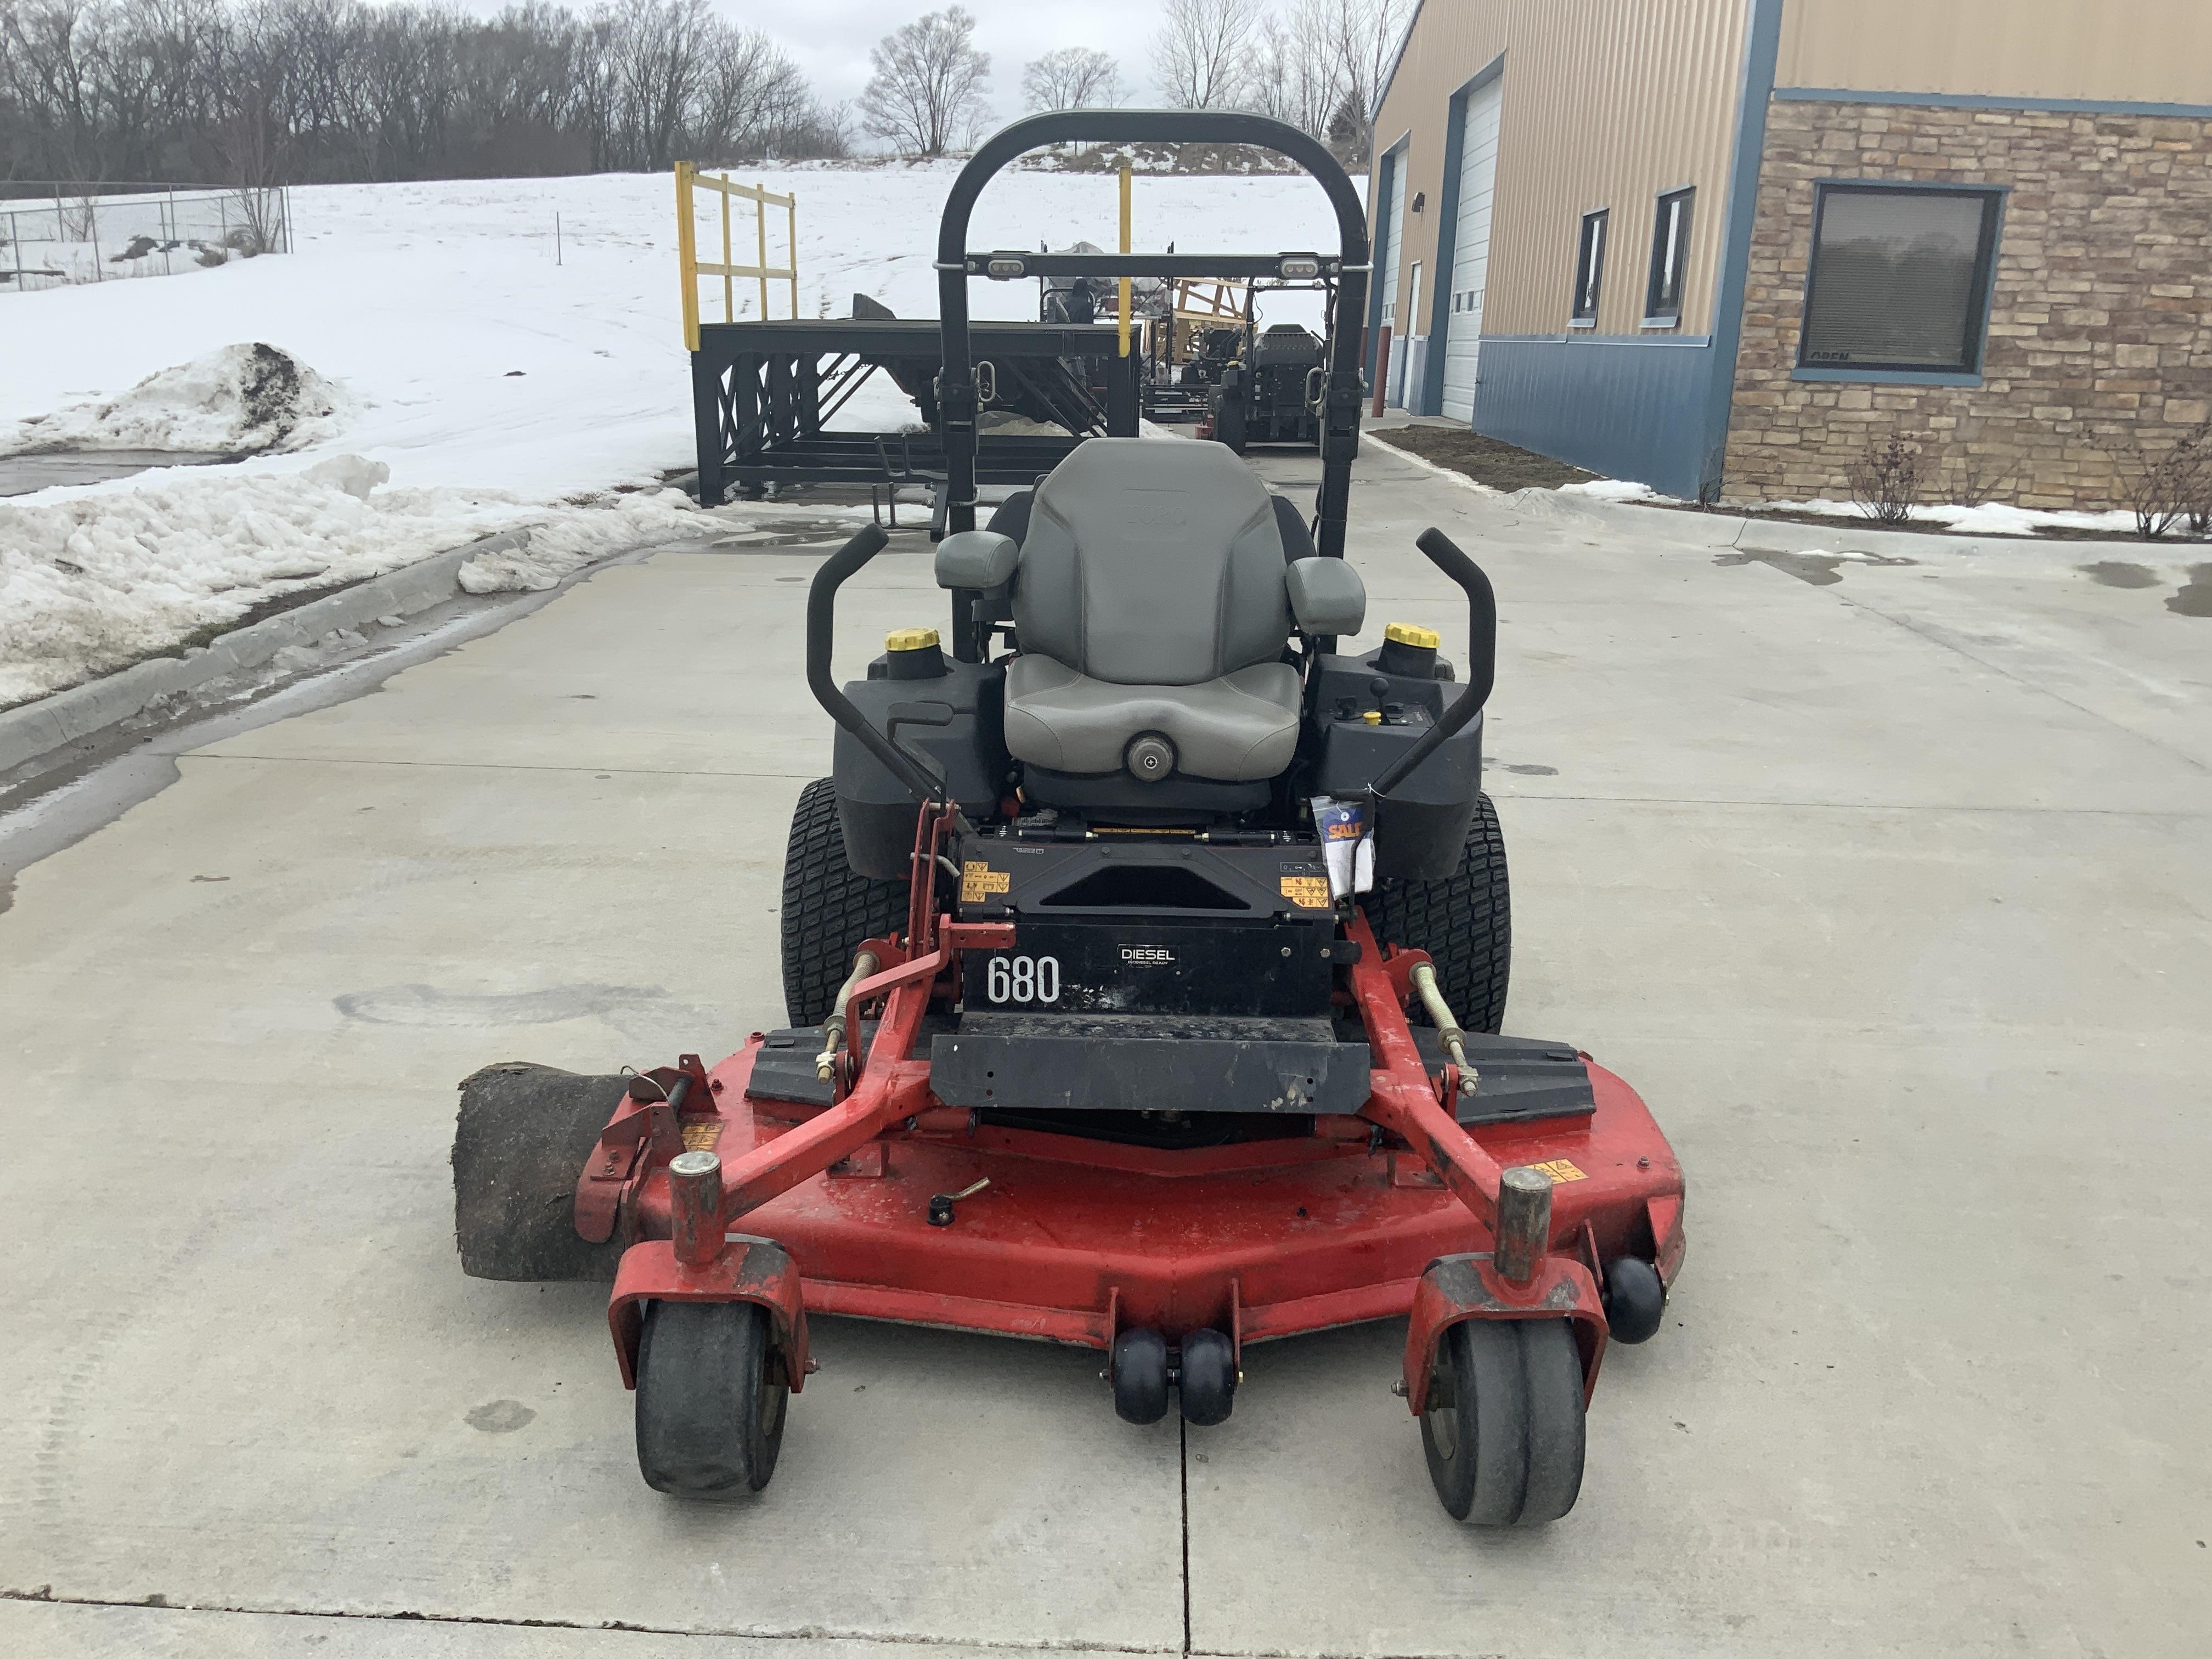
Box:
[0, 462, 822, 707]
[0, 343, 355, 455]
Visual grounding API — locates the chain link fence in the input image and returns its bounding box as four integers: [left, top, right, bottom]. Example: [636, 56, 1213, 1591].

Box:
[1, 183, 294, 295]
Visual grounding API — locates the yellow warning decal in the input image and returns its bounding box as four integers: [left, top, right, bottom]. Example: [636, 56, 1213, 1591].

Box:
[961, 861, 1011, 903]
[1530, 1159, 1587, 1183]
[681, 1120, 723, 1153]
[1279, 875, 1332, 909]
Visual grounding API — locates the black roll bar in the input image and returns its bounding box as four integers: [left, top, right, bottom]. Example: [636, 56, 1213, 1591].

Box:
[936, 110, 1372, 565]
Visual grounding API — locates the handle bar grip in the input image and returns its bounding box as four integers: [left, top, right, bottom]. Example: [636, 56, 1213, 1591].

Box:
[1369, 527, 1498, 800]
[806, 524, 945, 804]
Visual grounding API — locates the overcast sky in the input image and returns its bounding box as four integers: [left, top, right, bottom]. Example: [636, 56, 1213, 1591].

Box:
[723, 0, 1181, 121]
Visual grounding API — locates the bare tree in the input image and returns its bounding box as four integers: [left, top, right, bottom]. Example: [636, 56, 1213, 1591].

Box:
[859, 5, 990, 159]
[1309, 0, 1412, 162]
[1021, 45, 1120, 113]
[1249, 2, 1339, 137]
[1151, 0, 1259, 111]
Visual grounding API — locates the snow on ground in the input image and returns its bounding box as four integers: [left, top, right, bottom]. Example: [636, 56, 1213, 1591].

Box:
[0, 161, 1349, 704]
[1561, 476, 2165, 540]
[1750, 495, 2148, 538]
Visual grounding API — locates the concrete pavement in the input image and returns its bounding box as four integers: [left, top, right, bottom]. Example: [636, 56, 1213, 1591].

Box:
[2, 439, 2206, 1657]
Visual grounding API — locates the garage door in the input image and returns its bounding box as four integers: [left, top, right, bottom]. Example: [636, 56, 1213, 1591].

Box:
[1376, 149, 1406, 403]
[1439, 77, 1503, 424]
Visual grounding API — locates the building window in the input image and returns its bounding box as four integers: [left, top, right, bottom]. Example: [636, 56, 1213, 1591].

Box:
[1571, 210, 1607, 326]
[1645, 188, 1694, 325]
[1799, 184, 2002, 374]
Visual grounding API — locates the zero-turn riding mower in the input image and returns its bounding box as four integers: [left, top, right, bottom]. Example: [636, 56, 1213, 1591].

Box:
[1198, 281, 1331, 455]
[453, 110, 1684, 1527]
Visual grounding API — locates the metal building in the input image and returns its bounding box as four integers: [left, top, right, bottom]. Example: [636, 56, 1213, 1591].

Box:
[1368, 0, 2212, 506]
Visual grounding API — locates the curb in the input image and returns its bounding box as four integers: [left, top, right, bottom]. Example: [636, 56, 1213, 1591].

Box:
[1359, 430, 1502, 495]
[0, 528, 531, 776]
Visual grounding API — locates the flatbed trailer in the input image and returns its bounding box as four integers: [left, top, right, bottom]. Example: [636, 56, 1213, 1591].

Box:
[690, 318, 1141, 511]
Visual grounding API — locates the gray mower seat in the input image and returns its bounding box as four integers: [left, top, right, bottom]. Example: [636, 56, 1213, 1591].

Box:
[997, 438, 1327, 784]
[1003, 656, 1301, 778]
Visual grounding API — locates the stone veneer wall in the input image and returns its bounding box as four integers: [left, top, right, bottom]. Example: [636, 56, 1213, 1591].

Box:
[1720, 99, 2212, 509]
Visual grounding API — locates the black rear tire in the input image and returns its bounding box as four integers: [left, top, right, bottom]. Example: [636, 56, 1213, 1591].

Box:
[1420, 1318, 1585, 1526]
[1358, 792, 1510, 1034]
[636, 1300, 788, 1499]
[781, 777, 910, 1028]
[1215, 397, 1249, 455]
[453, 1063, 628, 1282]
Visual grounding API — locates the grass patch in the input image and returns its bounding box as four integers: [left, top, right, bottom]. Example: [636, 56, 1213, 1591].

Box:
[1367, 425, 1600, 490]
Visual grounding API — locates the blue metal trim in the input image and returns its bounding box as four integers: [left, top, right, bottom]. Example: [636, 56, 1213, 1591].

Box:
[1421, 54, 1508, 417]
[1774, 87, 2212, 119]
[1793, 367, 1983, 386]
[1815, 177, 2013, 196]
[1696, 0, 1784, 503]
[1484, 332, 1713, 347]
[1365, 143, 1403, 381]
[1472, 337, 1717, 496]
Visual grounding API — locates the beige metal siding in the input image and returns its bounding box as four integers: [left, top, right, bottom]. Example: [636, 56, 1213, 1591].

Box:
[1370, 0, 1751, 340]
[1778, 0, 2212, 105]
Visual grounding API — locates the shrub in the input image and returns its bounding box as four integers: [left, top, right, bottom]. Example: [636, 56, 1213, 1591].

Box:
[2113, 422, 2212, 540]
[1848, 434, 1919, 526]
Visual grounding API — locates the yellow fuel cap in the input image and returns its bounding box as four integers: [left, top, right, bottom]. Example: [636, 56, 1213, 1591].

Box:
[885, 627, 940, 652]
[1384, 622, 1441, 650]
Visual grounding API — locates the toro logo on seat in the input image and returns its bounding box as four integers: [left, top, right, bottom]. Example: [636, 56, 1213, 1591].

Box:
[1120, 946, 1176, 964]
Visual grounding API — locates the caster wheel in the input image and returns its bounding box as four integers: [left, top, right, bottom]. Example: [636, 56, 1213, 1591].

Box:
[1110, 1328, 1170, 1425]
[635, 1300, 787, 1499]
[1178, 1329, 1237, 1427]
[1602, 1256, 1666, 1345]
[1420, 1318, 1584, 1526]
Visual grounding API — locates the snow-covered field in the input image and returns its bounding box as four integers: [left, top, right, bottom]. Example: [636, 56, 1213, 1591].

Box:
[0, 162, 1349, 706]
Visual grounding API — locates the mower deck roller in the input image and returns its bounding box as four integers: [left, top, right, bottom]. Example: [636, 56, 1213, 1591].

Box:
[454, 108, 1685, 1526]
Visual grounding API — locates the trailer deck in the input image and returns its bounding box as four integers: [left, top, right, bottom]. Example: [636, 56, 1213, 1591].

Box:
[690, 318, 1142, 511]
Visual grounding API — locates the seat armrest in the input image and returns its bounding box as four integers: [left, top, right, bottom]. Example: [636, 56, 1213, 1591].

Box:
[1285, 556, 1366, 636]
[935, 530, 1019, 591]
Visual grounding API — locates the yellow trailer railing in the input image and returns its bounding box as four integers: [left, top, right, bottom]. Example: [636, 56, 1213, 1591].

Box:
[675, 162, 798, 351]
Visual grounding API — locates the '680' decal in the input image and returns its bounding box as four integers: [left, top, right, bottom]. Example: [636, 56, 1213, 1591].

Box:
[984, 955, 1060, 1004]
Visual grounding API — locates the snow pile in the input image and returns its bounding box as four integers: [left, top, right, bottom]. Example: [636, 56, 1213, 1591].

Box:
[0, 459, 847, 706]
[1562, 478, 1665, 503]
[0, 343, 354, 455]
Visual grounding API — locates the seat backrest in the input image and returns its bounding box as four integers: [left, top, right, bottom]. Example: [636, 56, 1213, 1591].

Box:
[1013, 438, 1290, 687]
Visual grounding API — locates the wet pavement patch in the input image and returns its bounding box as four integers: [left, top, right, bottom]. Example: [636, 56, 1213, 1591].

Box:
[0, 449, 234, 497]
[465, 1400, 536, 1433]
[2168, 563, 2212, 617]
[1716, 548, 1918, 586]
[2079, 560, 2163, 590]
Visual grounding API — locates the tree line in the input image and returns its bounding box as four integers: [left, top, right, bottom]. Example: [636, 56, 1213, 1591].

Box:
[861, 1, 1410, 162]
[0, 0, 1413, 190]
[0, 0, 848, 188]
